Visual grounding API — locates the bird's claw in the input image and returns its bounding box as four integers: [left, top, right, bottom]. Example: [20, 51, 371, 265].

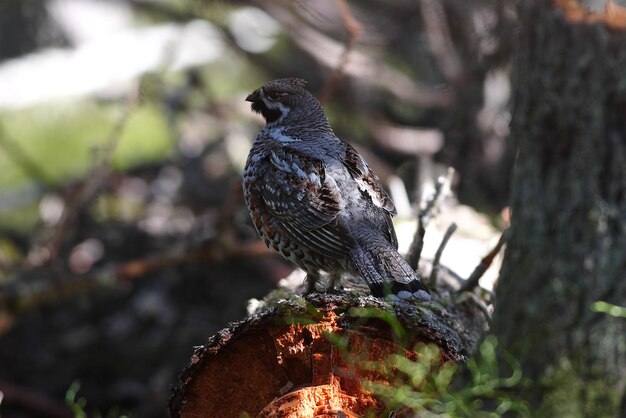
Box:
[386, 289, 432, 302]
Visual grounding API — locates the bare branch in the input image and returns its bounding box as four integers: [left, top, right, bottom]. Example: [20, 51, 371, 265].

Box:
[428, 222, 457, 286]
[407, 168, 454, 269]
[407, 218, 427, 271]
[459, 227, 509, 293]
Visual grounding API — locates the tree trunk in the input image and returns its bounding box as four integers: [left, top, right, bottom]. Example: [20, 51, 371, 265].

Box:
[169, 287, 487, 417]
[492, 2, 626, 417]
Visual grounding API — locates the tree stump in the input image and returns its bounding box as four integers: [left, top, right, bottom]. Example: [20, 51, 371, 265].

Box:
[169, 286, 487, 417]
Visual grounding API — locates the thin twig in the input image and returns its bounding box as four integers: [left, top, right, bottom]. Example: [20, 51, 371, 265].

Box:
[406, 180, 441, 269]
[407, 216, 427, 270]
[318, 0, 362, 103]
[428, 222, 457, 286]
[458, 227, 510, 293]
[407, 168, 454, 269]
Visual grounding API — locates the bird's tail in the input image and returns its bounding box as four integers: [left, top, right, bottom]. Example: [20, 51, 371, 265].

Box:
[349, 239, 430, 298]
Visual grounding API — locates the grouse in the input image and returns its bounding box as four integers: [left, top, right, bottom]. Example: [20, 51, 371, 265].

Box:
[243, 78, 430, 299]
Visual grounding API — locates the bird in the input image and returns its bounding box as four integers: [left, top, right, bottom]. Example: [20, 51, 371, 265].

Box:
[243, 78, 430, 299]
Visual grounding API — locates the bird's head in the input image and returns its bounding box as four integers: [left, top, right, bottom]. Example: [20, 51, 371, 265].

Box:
[246, 78, 327, 128]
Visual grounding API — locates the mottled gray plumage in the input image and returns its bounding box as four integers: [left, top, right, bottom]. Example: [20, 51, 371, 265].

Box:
[243, 78, 429, 298]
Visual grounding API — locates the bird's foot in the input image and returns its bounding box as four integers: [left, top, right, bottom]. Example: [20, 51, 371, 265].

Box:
[323, 273, 343, 294]
[386, 289, 432, 302]
[303, 273, 320, 295]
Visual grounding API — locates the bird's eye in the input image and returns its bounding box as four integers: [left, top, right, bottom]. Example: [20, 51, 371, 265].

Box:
[265, 90, 280, 100]
[266, 90, 290, 101]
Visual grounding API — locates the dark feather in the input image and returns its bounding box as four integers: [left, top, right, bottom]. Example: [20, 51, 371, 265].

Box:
[259, 145, 355, 257]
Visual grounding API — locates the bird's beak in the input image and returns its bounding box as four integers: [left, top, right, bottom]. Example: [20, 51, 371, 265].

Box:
[245, 90, 260, 102]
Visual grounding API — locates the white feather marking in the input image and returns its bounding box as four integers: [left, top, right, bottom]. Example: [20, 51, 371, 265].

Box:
[270, 151, 292, 173]
[259, 101, 293, 127]
[266, 126, 300, 143]
[264, 184, 276, 195]
[271, 102, 291, 125]
[292, 162, 308, 179]
[308, 172, 321, 186]
[355, 177, 384, 208]
[324, 176, 345, 210]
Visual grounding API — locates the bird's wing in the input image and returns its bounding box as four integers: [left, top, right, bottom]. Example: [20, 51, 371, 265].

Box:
[342, 143, 399, 247]
[259, 145, 355, 256]
[342, 143, 397, 216]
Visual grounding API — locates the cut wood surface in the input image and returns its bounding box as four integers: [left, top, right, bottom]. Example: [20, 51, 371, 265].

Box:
[169, 286, 488, 417]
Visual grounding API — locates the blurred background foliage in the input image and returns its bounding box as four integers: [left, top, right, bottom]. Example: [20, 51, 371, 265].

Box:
[0, 0, 518, 416]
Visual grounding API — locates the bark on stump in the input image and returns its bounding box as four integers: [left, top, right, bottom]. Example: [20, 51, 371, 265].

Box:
[169, 287, 487, 417]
